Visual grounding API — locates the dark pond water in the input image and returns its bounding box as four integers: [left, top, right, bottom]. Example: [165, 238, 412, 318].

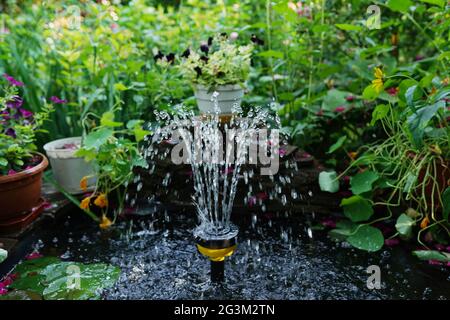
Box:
[18, 206, 450, 300]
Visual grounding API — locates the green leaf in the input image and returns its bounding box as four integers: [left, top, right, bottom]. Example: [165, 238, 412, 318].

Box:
[405, 84, 418, 107]
[347, 225, 384, 252]
[362, 85, 379, 101]
[0, 248, 7, 263]
[100, 111, 123, 127]
[350, 171, 379, 195]
[412, 250, 450, 262]
[319, 171, 340, 193]
[321, 89, 351, 111]
[407, 101, 445, 147]
[335, 24, 364, 31]
[395, 213, 415, 237]
[0, 157, 8, 167]
[371, 104, 389, 125]
[257, 50, 284, 59]
[418, 0, 445, 8]
[341, 195, 374, 222]
[442, 187, 450, 221]
[327, 136, 347, 154]
[114, 83, 128, 91]
[82, 128, 114, 150]
[387, 0, 412, 13]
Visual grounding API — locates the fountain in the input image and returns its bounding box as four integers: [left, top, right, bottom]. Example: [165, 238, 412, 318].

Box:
[145, 93, 283, 282]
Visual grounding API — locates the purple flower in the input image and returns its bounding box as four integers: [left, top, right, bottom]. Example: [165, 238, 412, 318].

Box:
[50, 96, 67, 104]
[19, 108, 33, 118]
[5, 128, 16, 138]
[6, 96, 23, 109]
[384, 238, 400, 247]
[248, 196, 257, 207]
[7, 169, 16, 176]
[0, 110, 10, 120]
[3, 73, 24, 87]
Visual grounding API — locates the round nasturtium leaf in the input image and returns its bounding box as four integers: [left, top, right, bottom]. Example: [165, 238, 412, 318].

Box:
[347, 225, 384, 252]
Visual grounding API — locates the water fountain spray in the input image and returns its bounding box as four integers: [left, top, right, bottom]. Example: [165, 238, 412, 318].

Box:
[149, 94, 281, 283]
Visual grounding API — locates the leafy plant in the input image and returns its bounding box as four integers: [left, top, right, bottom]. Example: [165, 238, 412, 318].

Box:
[0, 74, 54, 175]
[1, 256, 120, 300]
[178, 34, 253, 89]
[76, 109, 149, 229]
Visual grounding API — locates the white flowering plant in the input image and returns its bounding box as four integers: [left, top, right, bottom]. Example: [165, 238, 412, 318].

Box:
[178, 34, 253, 90]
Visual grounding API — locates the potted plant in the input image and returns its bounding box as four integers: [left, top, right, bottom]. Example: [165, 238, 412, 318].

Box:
[0, 74, 54, 222]
[178, 34, 253, 114]
[44, 132, 95, 194]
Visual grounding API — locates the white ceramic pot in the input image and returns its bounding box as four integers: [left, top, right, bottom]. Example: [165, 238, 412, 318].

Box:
[194, 84, 244, 114]
[43, 137, 95, 194]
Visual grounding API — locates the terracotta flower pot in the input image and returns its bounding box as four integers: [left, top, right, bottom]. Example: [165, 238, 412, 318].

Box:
[418, 158, 450, 208]
[0, 153, 48, 221]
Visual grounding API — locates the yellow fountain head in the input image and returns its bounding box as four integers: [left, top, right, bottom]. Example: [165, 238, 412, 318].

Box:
[196, 244, 237, 262]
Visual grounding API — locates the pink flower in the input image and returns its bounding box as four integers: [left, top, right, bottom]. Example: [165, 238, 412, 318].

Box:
[230, 32, 239, 41]
[7, 169, 16, 176]
[0, 286, 7, 295]
[25, 252, 43, 260]
[345, 95, 355, 102]
[43, 201, 52, 210]
[3, 73, 24, 87]
[222, 167, 233, 175]
[321, 219, 336, 228]
[50, 96, 67, 104]
[384, 238, 400, 247]
[257, 192, 268, 200]
[248, 196, 257, 207]
[19, 108, 33, 118]
[334, 106, 346, 113]
[279, 148, 287, 157]
[386, 87, 399, 96]
[428, 260, 443, 266]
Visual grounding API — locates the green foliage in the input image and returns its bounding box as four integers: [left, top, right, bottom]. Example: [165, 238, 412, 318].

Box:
[179, 34, 253, 89]
[347, 225, 384, 252]
[318, 170, 339, 193]
[341, 195, 374, 222]
[3, 257, 120, 300]
[0, 82, 54, 175]
[0, 248, 7, 263]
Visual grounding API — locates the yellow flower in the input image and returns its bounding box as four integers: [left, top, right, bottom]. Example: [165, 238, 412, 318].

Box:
[372, 78, 384, 93]
[374, 67, 384, 79]
[94, 193, 108, 208]
[80, 197, 91, 210]
[420, 216, 429, 229]
[80, 176, 88, 191]
[99, 214, 113, 229]
[371, 67, 385, 93]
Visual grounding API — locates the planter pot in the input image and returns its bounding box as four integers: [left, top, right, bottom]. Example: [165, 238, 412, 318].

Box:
[0, 153, 48, 222]
[44, 137, 95, 194]
[194, 84, 244, 115]
[418, 158, 450, 208]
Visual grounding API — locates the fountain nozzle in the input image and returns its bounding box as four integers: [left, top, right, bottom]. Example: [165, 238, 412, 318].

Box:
[194, 224, 238, 283]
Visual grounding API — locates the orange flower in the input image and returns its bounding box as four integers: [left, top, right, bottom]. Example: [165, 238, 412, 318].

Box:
[99, 214, 112, 229]
[420, 216, 429, 229]
[348, 151, 358, 160]
[80, 197, 91, 210]
[80, 176, 88, 191]
[94, 193, 108, 208]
